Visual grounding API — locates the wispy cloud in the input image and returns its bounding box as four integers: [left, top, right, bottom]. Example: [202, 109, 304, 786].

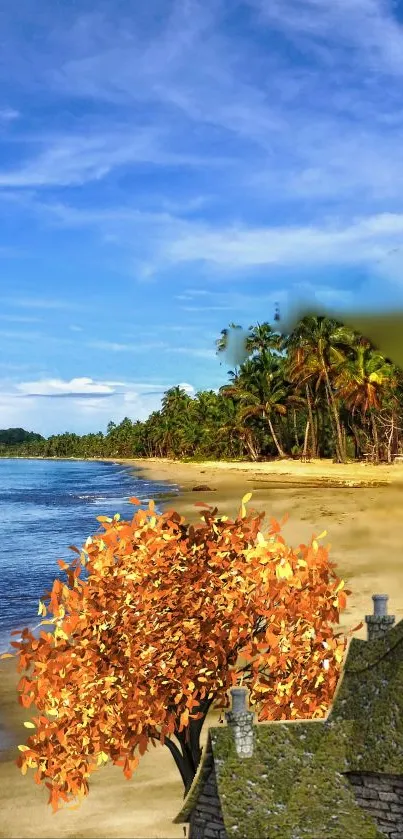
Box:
[179, 305, 234, 312]
[16, 377, 115, 398]
[0, 362, 39, 372]
[17, 196, 403, 282]
[165, 212, 403, 274]
[0, 129, 230, 189]
[0, 328, 45, 341]
[87, 339, 168, 353]
[251, 0, 403, 76]
[0, 314, 43, 323]
[0, 296, 85, 310]
[168, 347, 217, 359]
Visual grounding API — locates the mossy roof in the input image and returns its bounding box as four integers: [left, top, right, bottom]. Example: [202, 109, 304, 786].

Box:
[174, 618, 403, 838]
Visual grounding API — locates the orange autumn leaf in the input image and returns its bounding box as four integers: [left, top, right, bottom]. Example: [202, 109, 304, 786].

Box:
[6, 494, 358, 813]
[269, 517, 282, 534]
[337, 591, 348, 609]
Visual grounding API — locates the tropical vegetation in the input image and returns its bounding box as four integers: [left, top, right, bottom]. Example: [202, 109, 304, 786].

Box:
[1, 314, 402, 464]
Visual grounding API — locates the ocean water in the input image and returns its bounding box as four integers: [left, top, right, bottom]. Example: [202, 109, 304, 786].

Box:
[0, 458, 179, 654]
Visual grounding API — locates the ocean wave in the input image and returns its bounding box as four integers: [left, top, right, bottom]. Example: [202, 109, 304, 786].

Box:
[0, 460, 179, 650]
[77, 494, 108, 500]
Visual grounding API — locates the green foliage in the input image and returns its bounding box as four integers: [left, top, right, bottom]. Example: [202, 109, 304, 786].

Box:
[0, 427, 44, 446]
[2, 315, 402, 464]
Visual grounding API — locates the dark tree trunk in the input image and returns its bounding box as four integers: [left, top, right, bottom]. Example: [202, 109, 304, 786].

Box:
[371, 412, 380, 463]
[292, 408, 299, 449]
[302, 419, 310, 460]
[350, 422, 362, 460]
[305, 384, 317, 457]
[267, 416, 286, 458]
[163, 695, 215, 795]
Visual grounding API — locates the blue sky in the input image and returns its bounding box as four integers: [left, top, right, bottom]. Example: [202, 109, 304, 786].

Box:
[2, 0, 403, 436]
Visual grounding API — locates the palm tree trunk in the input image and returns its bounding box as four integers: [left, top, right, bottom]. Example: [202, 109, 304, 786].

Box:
[316, 405, 323, 457]
[350, 422, 362, 460]
[267, 416, 286, 458]
[302, 419, 310, 459]
[392, 409, 399, 458]
[313, 411, 319, 457]
[292, 408, 299, 448]
[371, 411, 380, 463]
[244, 432, 259, 461]
[387, 413, 394, 464]
[342, 423, 347, 459]
[322, 380, 339, 459]
[323, 372, 345, 462]
[305, 384, 317, 457]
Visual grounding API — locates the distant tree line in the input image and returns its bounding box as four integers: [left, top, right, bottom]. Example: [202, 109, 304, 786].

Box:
[1, 315, 403, 464]
[0, 427, 45, 447]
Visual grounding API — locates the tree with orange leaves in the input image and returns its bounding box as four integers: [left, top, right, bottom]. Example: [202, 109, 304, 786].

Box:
[0, 494, 362, 813]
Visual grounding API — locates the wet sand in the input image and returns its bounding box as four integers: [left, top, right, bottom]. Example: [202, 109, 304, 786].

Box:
[1, 457, 402, 837]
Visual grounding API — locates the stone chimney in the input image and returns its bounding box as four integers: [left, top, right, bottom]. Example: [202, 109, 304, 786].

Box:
[225, 686, 255, 758]
[365, 594, 395, 642]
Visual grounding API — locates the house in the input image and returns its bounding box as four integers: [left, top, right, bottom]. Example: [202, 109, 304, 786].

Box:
[173, 594, 403, 839]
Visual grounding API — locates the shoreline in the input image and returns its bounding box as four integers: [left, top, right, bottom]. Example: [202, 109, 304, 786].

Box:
[1, 455, 403, 636]
[4, 452, 403, 485]
[113, 455, 399, 486]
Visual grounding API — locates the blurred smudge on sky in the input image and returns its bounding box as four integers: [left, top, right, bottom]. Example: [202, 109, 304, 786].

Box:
[282, 298, 403, 369]
[222, 326, 250, 370]
[223, 300, 403, 371]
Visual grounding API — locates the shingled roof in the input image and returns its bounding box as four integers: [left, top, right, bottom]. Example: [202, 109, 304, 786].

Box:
[174, 594, 403, 839]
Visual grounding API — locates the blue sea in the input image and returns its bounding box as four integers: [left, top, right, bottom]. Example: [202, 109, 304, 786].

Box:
[0, 458, 179, 654]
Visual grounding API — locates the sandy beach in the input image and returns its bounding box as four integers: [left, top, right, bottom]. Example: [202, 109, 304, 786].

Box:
[1, 456, 403, 837]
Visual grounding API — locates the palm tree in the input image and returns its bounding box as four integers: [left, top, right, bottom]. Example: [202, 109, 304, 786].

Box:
[246, 322, 282, 357]
[332, 337, 398, 462]
[217, 405, 260, 461]
[283, 316, 353, 463]
[221, 356, 290, 458]
[161, 386, 192, 416]
[284, 346, 320, 458]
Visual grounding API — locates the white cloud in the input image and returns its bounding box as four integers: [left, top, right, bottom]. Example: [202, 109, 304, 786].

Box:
[164, 212, 403, 271]
[0, 373, 199, 435]
[16, 377, 115, 397]
[173, 381, 195, 395]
